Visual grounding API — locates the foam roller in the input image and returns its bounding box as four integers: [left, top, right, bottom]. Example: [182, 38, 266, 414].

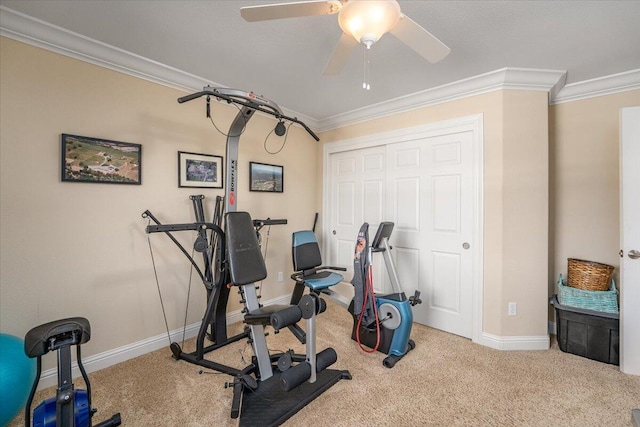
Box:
[316, 297, 327, 315]
[279, 362, 311, 391]
[315, 347, 337, 372]
[270, 306, 302, 331]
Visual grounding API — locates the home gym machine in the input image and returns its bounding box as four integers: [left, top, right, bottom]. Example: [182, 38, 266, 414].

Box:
[142, 194, 289, 374]
[349, 222, 422, 368]
[143, 87, 349, 424]
[23, 317, 121, 427]
[225, 211, 350, 426]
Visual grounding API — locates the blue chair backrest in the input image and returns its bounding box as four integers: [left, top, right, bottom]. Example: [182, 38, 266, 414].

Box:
[292, 230, 322, 272]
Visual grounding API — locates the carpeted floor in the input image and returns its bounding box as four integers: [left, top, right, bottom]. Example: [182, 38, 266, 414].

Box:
[9, 298, 640, 426]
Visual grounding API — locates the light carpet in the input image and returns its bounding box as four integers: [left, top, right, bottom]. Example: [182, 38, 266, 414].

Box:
[9, 298, 640, 426]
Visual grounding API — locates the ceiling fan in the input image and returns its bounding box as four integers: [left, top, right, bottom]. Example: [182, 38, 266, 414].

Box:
[240, 0, 451, 77]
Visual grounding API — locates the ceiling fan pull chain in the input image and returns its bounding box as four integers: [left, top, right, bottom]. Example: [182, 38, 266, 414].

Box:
[363, 43, 371, 90]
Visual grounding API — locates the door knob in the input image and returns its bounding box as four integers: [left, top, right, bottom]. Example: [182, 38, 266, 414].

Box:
[629, 249, 640, 260]
[462, 242, 470, 250]
[332, 230, 336, 235]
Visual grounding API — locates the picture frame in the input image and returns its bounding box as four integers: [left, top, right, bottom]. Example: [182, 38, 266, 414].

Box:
[61, 133, 141, 184]
[178, 151, 223, 188]
[249, 161, 283, 193]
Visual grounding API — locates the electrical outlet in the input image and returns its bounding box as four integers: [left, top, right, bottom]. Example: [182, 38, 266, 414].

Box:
[277, 272, 283, 282]
[508, 302, 517, 316]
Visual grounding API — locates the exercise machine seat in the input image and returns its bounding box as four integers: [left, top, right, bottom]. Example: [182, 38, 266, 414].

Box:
[292, 231, 343, 291]
[24, 317, 91, 359]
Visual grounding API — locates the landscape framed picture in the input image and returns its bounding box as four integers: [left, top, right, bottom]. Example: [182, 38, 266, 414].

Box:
[250, 162, 283, 193]
[178, 151, 223, 188]
[61, 134, 141, 184]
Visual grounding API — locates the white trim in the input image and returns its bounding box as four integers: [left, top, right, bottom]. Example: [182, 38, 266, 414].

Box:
[552, 69, 640, 105]
[4, 5, 638, 130]
[0, 6, 319, 130]
[3, 6, 639, 130]
[34, 294, 290, 391]
[323, 114, 485, 346]
[327, 289, 352, 308]
[479, 332, 550, 351]
[318, 68, 566, 131]
[0, 6, 208, 93]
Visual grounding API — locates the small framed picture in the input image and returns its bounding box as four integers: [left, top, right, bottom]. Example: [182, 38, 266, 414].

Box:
[178, 151, 223, 188]
[61, 134, 141, 184]
[250, 162, 283, 193]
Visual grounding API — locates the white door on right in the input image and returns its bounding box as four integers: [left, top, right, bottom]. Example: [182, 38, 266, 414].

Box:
[620, 106, 640, 376]
[386, 131, 475, 338]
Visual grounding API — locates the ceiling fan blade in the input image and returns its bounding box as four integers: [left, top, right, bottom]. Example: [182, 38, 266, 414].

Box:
[323, 32, 358, 75]
[389, 14, 451, 63]
[240, 1, 343, 22]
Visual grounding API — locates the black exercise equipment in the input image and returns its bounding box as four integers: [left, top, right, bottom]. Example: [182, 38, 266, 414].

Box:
[143, 87, 348, 423]
[143, 86, 319, 374]
[143, 195, 247, 377]
[23, 317, 121, 427]
[225, 211, 351, 425]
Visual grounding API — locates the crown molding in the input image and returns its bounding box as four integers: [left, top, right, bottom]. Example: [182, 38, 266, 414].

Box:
[0, 6, 210, 92]
[0, 6, 319, 129]
[2, 6, 637, 133]
[551, 69, 640, 105]
[317, 67, 567, 131]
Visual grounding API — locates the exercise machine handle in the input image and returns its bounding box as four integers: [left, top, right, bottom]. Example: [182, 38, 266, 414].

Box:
[296, 119, 320, 142]
[253, 218, 287, 227]
[178, 91, 206, 104]
[177, 86, 320, 141]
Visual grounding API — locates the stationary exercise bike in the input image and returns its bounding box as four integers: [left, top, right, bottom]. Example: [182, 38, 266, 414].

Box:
[349, 222, 422, 368]
[23, 317, 121, 427]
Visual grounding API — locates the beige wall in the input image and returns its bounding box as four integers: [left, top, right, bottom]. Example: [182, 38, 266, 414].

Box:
[0, 37, 318, 369]
[2, 35, 638, 368]
[319, 90, 551, 337]
[549, 90, 640, 297]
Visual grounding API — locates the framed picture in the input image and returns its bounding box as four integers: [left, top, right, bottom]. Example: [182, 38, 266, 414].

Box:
[250, 162, 283, 193]
[178, 151, 223, 188]
[61, 134, 141, 184]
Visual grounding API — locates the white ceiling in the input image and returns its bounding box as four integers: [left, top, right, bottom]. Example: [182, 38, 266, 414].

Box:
[1, 0, 639, 123]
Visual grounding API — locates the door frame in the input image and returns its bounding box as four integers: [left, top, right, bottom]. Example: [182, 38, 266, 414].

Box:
[322, 114, 484, 344]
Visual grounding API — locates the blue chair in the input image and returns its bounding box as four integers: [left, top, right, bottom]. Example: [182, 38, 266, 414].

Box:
[292, 230, 345, 290]
[291, 230, 347, 304]
[288, 230, 345, 343]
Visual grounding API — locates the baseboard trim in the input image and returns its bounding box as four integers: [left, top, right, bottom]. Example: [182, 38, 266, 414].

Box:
[35, 292, 552, 390]
[35, 294, 290, 391]
[477, 332, 550, 351]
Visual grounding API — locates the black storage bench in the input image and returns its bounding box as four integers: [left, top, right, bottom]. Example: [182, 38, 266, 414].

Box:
[550, 295, 619, 365]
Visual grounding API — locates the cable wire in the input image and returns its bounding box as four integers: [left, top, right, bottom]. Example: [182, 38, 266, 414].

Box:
[208, 101, 248, 137]
[264, 122, 292, 155]
[146, 219, 172, 346]
[181, 246, 196, 347]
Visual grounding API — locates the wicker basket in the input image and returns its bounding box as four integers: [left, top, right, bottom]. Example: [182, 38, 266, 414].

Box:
[567, 258, 614, 291]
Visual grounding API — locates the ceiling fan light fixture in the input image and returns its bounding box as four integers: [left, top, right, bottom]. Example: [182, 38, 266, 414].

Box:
[338, 0, 401, 46]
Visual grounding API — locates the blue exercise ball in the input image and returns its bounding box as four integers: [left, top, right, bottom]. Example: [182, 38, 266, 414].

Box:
[0, 333, 37, 427]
